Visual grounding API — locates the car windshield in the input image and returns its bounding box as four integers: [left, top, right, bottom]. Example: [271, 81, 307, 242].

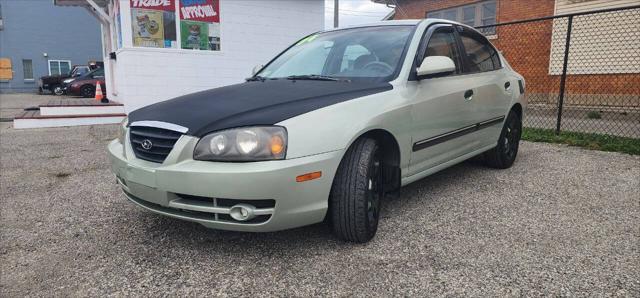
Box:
[257, 26, 414, 81]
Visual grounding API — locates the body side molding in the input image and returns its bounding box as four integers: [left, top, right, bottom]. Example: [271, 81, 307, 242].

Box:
[412, 115, 505, 152]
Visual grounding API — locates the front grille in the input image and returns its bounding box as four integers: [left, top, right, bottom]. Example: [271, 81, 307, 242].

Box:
[129, 126, 183, 163]
[177, 194, 276, 208]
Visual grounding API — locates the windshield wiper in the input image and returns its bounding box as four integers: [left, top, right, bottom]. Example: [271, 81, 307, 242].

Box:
[286, 75, 343, 81]
[246, 75, 267, 82]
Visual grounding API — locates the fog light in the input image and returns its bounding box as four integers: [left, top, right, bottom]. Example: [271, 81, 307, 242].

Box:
[229, 204, 256, 221]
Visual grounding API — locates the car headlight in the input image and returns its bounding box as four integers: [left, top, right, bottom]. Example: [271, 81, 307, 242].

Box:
[117, 117, 128, 144]
[63, 78, 74, 84]
[194, 126, 287, 161]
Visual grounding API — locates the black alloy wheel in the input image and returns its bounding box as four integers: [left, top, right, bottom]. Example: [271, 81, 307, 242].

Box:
[484, 110, 522, 169]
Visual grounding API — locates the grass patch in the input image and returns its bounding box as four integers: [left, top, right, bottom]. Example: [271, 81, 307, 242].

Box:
[522, 128, 640, 155]
[586, 111, 602, 119]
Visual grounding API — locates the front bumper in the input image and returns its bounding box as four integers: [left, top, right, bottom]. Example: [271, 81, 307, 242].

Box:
[107, 135, 343, 232]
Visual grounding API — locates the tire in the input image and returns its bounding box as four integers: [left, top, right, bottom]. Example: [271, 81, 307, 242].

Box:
[80, 85, 95, 98]
[53, 85, 64, 96]
[484, 110, 522, 169]
[329, 138, 383, 243]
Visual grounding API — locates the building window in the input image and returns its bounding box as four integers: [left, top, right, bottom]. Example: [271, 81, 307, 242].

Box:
[0, 58, 12, 81]
[48, 60, 71, 76]
[22, 59, 33, 80]
[0, 2, 4, 30]
[426, 1, 497, 35]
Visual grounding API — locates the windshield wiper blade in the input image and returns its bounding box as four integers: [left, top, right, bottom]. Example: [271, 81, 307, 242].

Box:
[286, 75, 342, 81]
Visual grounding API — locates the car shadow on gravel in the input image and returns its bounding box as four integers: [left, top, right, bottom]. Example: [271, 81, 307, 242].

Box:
[123, 158, 490, 252]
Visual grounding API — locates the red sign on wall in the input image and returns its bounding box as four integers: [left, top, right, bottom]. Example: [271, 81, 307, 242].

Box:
[179, 0, 219, 23]
[130, 0, 175, 12]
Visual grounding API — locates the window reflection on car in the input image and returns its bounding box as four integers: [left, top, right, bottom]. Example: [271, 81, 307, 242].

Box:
[258, 26, 414, 81]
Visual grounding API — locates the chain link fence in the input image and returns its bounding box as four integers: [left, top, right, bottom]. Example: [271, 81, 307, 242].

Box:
[477, 5, 640, 138]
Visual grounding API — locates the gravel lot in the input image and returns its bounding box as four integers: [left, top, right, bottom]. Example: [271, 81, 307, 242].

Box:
[0, 93, 58, 121]
[1, 98, 639, 296]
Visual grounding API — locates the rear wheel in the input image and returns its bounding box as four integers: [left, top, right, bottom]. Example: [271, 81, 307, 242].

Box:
[484, 110, 522, 169]
[330, 138, 383, 243]
[80, 85, 95, 98]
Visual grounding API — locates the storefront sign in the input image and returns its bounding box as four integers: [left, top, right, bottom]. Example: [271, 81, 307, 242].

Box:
[131, 0, 174, 11]
[178, 0, 220, 51]
[130, 0, 177, 48]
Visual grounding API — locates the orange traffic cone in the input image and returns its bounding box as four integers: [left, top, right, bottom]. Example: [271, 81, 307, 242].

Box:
[95, 81, 107, 103]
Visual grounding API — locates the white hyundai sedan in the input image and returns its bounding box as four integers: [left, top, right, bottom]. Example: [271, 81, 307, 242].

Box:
[108, 19, 526, 242]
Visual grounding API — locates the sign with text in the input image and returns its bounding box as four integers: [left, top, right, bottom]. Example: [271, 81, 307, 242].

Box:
[178, 0, 220, 51]
[130, 0, 175, 11]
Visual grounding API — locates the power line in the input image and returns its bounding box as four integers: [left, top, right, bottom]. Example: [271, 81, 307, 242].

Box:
[324, 9, 389, 17]
[324, 8, 389, 15]
[390, 0, 409, 19]
[337, 12, 387, 17]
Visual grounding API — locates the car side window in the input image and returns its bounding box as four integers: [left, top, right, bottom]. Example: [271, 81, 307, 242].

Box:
[423, 29, 462, 75]
[92, 68, 105, 78]
[458, 29, 501, 73]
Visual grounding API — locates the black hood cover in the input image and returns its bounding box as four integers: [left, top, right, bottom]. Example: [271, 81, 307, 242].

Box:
[128, 79, 392, 137]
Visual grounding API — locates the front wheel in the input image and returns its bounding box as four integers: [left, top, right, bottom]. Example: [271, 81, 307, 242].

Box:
[484, 110, 522, 169]
[53, 85, 64, 96]
[329, 138, 383, 243]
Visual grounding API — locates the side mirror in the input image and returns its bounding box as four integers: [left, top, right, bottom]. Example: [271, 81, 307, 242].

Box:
[416, 56, 456, 78]
[251, 64, 264, 76]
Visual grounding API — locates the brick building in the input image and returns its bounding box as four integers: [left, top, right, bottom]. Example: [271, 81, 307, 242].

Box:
[375, 0, 639, 108]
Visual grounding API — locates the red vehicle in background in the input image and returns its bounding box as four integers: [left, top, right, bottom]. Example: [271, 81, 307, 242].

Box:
[63, 67, 106, 98]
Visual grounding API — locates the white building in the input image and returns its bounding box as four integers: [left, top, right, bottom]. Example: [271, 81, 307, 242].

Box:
[55, 0, 325, 113]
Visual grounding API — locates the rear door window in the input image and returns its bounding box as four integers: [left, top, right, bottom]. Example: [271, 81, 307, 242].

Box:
[458, 29, 501, 73]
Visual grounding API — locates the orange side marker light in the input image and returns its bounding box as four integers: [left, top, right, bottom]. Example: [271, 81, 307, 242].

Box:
[296, 171, 322, 182]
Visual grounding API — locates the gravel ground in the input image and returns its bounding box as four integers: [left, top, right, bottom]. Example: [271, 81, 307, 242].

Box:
[1, 120, 639, 296]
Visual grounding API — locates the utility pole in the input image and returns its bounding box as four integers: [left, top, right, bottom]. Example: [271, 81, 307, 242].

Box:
[334, 0, 339, 28]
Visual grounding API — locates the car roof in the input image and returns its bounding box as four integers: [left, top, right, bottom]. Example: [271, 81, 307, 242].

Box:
[321, 18, 470, 33]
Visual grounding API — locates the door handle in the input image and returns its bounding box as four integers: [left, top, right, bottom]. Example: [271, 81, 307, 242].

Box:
[504, 81, 511, 91]
[464, 89, 473, 101]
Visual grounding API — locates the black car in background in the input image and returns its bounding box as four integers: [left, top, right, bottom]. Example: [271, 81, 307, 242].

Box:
[38, 61, 103, 95]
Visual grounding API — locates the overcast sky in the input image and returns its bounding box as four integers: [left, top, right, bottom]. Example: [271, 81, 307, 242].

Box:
[324, 0, 393, 29]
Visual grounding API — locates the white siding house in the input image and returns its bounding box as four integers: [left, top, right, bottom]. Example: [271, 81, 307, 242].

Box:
[549, 0, 639, 75]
